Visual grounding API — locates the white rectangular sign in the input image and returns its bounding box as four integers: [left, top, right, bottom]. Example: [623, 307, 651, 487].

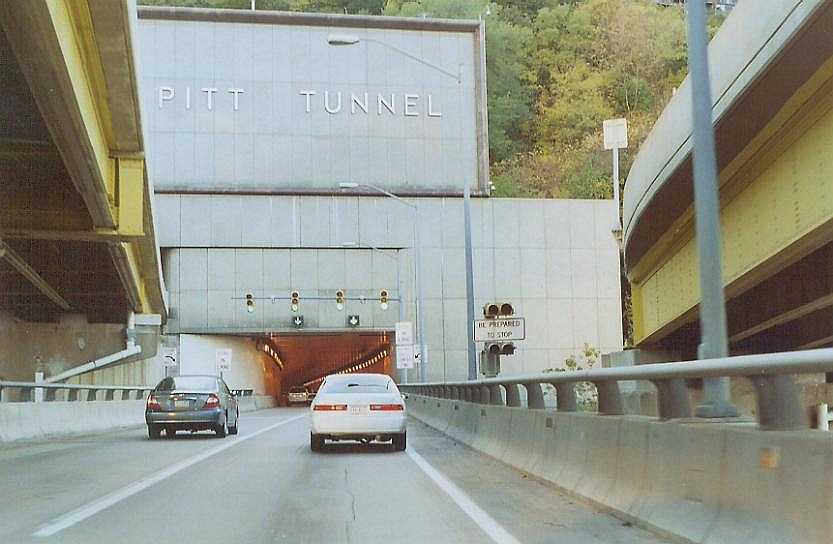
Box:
[395, 321, 414, 345]
[215, 348, 232, 372]
[162, 347, 178, 367]
[396, 344, 415, 369]
[473, 318, 526, 342]
[603, 118, 628, 150]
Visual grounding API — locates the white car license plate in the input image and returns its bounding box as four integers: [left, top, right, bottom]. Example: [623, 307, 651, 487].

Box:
[349, 405, 367, 415]
[175, 400, 190, 409]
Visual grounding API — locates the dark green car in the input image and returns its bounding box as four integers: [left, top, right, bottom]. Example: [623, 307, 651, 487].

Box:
[145, 375, 239, 439]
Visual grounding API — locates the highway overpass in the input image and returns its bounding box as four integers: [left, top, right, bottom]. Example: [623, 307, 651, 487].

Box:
[623, 0, 833, 357]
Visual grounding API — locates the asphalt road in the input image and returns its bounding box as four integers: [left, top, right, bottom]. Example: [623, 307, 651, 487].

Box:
[0, 408, 671, 544]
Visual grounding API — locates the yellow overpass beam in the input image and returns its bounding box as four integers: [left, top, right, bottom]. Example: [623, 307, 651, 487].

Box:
[0, 0, 165, 319]
[632, 67, 833, 344]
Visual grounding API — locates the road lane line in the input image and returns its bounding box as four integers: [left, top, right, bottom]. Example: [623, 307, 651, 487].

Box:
[406, 448, 522, 544]
[32, 414, 307, 538]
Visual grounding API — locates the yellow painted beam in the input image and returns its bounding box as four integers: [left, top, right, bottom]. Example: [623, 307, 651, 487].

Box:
[116, 157, 145, 237]
[46, 0, 117, 215]
[633, 99, 833, 344]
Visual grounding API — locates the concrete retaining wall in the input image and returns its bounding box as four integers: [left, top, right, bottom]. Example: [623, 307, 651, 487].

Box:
[407, 395, 833, 544]
[0, 395, 278, 442]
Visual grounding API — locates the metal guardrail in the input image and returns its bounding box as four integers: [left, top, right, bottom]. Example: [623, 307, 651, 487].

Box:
[0, 381, 154, 402]
[399, 348, 833, 430]
[231, 389, 255, 397]
[0, 381, 258, 402]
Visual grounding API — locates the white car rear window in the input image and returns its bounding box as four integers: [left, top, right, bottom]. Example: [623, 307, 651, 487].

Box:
[320, 376, 392, 394]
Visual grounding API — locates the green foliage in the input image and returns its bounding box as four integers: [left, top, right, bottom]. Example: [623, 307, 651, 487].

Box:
[542, 343, 600, 411]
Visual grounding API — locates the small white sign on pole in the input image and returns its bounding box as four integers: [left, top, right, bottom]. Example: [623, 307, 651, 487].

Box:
[162, 347, 178, 367]
[215, 348, 232, 373]
[603, 118, 628, 150]
[396, 344, 415, 369]
[395, 321, 414, 345]
[473, 317, 526, 342]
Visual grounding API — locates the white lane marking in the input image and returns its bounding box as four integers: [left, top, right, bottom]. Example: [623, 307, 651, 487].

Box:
[406, 448, 522, 544]
[33, 414, 307, 538]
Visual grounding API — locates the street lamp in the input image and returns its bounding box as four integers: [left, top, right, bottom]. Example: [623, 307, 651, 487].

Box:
[338, 183, 427, 382]
[330, 35, 478, 382]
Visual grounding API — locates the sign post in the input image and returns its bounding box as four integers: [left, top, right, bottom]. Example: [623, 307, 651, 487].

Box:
[395, 321, 416, 371]
[215, 348, 232, 377]
[162, 347, 178, 377]
[603, 117, 628, 235]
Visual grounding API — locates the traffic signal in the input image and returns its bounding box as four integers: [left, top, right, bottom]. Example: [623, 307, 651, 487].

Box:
[379, 289, 389, 310]
[483, 302, 514, 318]
[335, 289, 345, 311]
[290, 291, 300, 313]
[245, 293, 255, 313]
[486, 342, 516, 356]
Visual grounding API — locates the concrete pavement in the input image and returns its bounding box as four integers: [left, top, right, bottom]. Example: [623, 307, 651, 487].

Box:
[0, 408, 670, 543]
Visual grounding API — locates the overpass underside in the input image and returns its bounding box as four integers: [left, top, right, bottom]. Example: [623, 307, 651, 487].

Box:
[624, 0, 833, 357]
[0, 1, 165, 325]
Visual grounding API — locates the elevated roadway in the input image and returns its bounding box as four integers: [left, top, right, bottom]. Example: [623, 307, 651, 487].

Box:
[0, 409, 668, 544]
[0, 0, 165, 324]
[623, 0, 833, 356]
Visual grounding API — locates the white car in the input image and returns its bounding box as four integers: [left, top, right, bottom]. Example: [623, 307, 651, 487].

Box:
[310, 373, 407, 452]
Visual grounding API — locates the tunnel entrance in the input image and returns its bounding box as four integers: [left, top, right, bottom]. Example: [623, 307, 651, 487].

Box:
[259, 331, 394, 399]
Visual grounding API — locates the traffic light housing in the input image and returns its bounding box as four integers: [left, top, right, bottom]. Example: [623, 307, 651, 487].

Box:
[335, 289, 345, 311]
[245, 293, 255, 313]
[380, 289, 389, 310]
[485, 342, 515, 356]
[290, 291, 300, 313]
[483, 302, 514, 318]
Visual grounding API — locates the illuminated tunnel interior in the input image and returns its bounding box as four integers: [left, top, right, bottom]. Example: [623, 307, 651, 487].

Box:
[256, 331, 393, 399]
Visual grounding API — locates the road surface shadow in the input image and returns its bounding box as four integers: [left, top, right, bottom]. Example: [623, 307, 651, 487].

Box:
[316, 441, 399, 454]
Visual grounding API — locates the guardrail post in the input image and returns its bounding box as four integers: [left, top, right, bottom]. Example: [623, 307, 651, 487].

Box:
[816, 403, 829, 430]
[471, 386, 481, 403]
[68, 389, 79, 401]
[44, 387, 56, 402]
[594, 380, 624, 415]
[751, 375, 805, 430]
[504, 384, 521, 407]
[524, 382, 545, 409]
[479, 385, 491, 404]
[0, 385, 5, 402]
[105, 389, 115, 401]
[554, 383, 577, 412]
[489, 384, 504, 406]
[652, 379, 691, 419]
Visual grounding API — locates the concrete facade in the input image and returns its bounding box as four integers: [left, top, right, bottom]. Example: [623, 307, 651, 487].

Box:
[137, 8, 623, 384]
[156, 193, 623, 381]
[138, 9, 488, 195]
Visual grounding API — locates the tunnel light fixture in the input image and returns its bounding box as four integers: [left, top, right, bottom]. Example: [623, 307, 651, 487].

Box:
[338, 182, 359, 189]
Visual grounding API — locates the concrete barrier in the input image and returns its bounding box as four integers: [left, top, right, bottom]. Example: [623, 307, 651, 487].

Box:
[0, 395, 280, 443]
[407, 395, 833, 544]
[0, 401, 146, 442]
